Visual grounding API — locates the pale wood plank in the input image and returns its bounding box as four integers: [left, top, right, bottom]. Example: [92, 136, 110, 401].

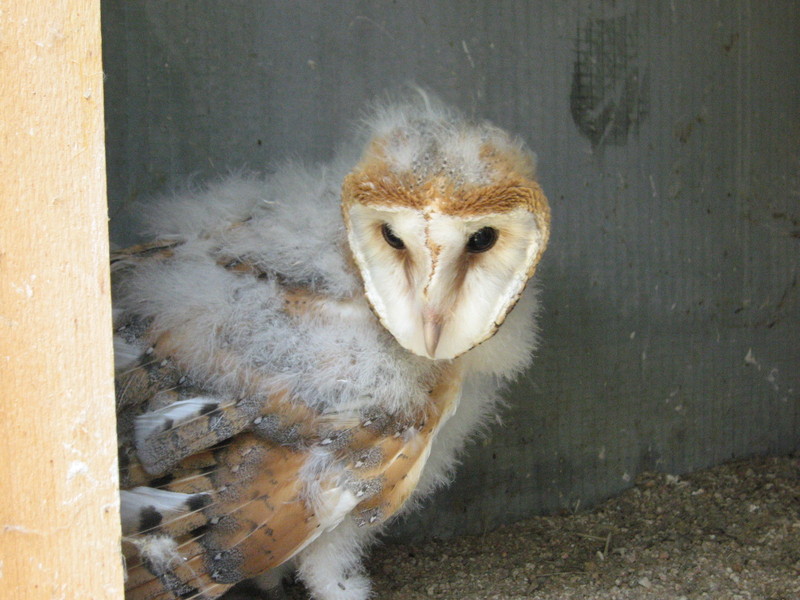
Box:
[0, 1, 124, 597]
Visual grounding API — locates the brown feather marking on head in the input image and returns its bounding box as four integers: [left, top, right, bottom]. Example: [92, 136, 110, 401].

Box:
[342, 131, 549, 217]
[441, 180, 546, 217]
[343, 167, 548, 223]
[342, 168, 425, 211]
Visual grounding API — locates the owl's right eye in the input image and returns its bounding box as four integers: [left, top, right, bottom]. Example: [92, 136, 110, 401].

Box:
[381, 223, 405, 250]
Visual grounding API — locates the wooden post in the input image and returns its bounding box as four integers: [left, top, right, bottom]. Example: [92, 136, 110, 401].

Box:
[0, 1, 124, 598]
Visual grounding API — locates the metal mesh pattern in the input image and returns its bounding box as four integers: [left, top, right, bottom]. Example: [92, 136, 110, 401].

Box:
[570, 14, 649, 147]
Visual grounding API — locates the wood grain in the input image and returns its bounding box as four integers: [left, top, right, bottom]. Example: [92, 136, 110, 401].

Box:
[0, 1, 124, 597]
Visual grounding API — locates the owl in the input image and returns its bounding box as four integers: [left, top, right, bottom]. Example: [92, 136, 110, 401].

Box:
[114, 94, 550, 600]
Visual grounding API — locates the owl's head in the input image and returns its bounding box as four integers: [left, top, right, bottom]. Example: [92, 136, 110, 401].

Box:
[342, 98, 550, 360]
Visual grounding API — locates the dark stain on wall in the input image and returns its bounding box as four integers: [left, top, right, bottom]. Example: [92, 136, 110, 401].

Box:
[570, 14, 649, 147]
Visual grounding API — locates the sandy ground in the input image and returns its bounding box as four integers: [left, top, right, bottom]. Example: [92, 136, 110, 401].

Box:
[277, 455, 800, 600]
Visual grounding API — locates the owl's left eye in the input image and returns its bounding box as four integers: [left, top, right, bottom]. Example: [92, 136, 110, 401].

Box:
[381, 223, 405, 250]
[466, 227, 498, 253]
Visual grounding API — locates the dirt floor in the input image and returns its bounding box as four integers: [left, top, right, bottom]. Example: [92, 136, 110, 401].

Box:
[282, 454, 800, 600]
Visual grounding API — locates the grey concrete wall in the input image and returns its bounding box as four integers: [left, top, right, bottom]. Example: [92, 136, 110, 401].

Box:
[102, 1, 800, 540]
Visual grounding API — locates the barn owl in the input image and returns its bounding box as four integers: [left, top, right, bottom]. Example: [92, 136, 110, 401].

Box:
[114, 94, 550, 600]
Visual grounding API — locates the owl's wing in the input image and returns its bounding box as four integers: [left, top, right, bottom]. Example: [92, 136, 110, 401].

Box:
[115, 240, 460, 600]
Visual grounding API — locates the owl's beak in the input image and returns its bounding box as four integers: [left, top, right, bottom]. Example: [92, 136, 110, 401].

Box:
[422, 310, 443, 358]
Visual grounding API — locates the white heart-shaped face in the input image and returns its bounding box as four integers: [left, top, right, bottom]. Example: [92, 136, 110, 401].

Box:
[344, 202, 546, 360]
[339, 103, 550, 359]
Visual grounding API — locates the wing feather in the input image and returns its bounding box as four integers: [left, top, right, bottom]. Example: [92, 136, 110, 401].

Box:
[115, 236, 461, 599]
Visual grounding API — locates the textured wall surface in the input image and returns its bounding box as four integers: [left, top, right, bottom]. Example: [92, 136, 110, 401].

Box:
[102, 1, 799, 540]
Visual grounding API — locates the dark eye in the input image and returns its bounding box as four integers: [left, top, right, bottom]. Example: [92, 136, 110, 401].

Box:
[381, 223, 405, 250]
[466, 227, 498, 253]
